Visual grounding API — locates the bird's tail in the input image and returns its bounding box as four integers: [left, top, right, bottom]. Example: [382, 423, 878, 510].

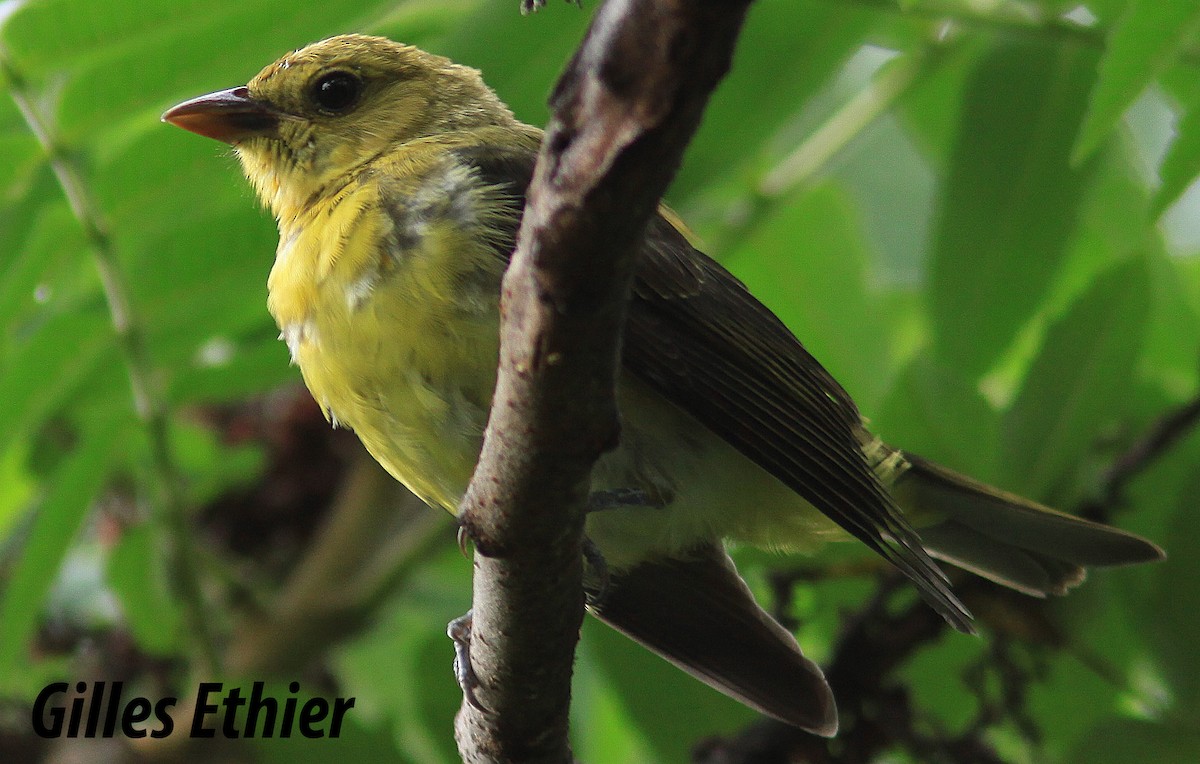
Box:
[892, 452, 1164, 597]
[587, 543, 838, 735]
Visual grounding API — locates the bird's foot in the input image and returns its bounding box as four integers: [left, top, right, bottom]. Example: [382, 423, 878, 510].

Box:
[447, 610, 487, 712]
[457, 525, 471, 559]
[587, 488, 666, 512]
[582, 535, 611, 608]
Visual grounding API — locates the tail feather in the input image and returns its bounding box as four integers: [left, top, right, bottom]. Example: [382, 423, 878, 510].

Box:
[916, 522, 1085, 596]
[588, 543, 837, 735]
[896, 452, 1164, 596]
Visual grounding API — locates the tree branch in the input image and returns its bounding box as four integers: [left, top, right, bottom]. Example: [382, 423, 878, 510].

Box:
[453, 0, 753, 761]
[1081, 392, 1200, 522]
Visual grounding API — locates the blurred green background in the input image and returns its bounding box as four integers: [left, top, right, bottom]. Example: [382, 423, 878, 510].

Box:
[2, 0, 1199, 761]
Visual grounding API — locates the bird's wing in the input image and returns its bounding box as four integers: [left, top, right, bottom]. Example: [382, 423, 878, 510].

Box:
[450, 140, 973, 632]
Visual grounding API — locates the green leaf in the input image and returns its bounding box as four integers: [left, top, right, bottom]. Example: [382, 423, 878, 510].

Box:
[1141, 250, 1200, 398]
[723, 182, 891, 408]
[1069, 718, 1200, 764]
[1073, 0, 1200, 164]
[439, 0, 593, 128]
[0, 126, 40, 198]
[929, 40, 1100, 377]
[53, 0, 403, 143]
[572, 638, 661, 764]
[897, 631, 984, 733]
[581, 617, 755, 763]
[0, 412, 126, 685]
[0, 175, 80, 334]
[333, 547, 470, 763]
[874, 353, 1001, 484]
[897, 37, 992, 174]
[1144, 471, 1200, 711]
[669, 1, 872, 202]
[1152, 90, 1200, 217]
[107, 524, 184, 655]
[0, 0, 235, 72]
[0, 309, 120, 457]
[0, 440, 33, 542]
[255, 714, 408, 764]
[167, 336, 296, 404]
[1000, 256, 1151, 500]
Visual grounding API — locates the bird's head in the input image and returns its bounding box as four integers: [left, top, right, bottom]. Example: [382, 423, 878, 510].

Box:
[163, 34, 515, 218]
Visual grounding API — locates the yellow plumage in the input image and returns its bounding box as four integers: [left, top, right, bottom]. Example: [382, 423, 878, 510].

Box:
[264, 139, 514, 511]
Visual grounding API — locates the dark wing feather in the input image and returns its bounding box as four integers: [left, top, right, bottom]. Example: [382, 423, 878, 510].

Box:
[453, 141, 973, 632]
[589, 543, 838, 733]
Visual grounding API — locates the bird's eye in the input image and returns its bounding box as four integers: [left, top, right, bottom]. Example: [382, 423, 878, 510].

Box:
[310, 71, 362, 113]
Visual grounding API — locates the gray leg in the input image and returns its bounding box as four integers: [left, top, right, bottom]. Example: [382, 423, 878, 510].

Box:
[582, 536, 611, 607]
[587, 488, 665, 512]
[447, 610, 487, 712]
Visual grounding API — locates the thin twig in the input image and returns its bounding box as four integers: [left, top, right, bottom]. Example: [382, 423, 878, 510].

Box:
[1, 49, 219, 674]
[1084, 393, 1200, 520]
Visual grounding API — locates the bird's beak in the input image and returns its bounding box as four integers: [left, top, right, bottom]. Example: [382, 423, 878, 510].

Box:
[162, 86, 284, 144]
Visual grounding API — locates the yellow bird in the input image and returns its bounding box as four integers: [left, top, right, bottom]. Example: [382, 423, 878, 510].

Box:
[164, 34, 1162, 734]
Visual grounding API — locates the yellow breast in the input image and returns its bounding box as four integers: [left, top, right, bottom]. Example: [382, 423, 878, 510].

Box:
[266, 150, 508, 512]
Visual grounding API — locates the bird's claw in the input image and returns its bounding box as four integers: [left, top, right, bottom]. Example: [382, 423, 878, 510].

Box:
[447, 610, 488, 713]
[587, 488, 665, 512]
[582, 536, 611, 608]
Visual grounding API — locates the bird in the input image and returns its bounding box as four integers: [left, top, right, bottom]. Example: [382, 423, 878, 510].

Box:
[163, 34, 1163, 735]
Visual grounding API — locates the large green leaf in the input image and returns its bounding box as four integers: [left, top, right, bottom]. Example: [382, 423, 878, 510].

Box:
[1141, 250, 1200, 398]
[874, 353, 1001, 484]
[723, 182, 891, 408]
[255, 714, 409, 764]
[0, 309, 119, 457]
[571, 638, 660, 764]
[106, 523, 184, 656]
[1152, 89, 1200, 218]
[0, 99, 40, 196]
[0, 0, 234, 72]
[438, 0, 592, 127]
[333, 546, 469, 763]
[929, 40, 1101, 378]
[1000, 257, 1151, 500]
[896, 37, 992, 174]
[670, 0, 873, 203]
[1144, 470, 1200, 712]
[54, 0, 404, 143]
[1073, 0, 1200, 164]
[581, 616, 754, 763]
[1069, 718, 1200, 764]
[0, 412, 126, 686]
[0, 175, 79, 334]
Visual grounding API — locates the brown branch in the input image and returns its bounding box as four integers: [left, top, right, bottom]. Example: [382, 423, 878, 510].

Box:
[453, 0, 753, 761]
[1081, 392, 1200, 522]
